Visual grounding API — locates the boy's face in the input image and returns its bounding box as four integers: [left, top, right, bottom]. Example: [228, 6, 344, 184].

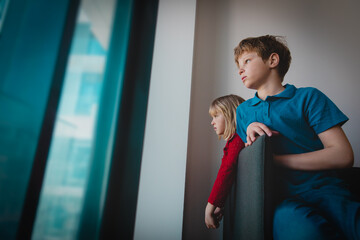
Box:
[236, 51, 271, 90]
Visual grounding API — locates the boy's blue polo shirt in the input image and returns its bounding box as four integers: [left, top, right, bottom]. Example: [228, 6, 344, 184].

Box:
[236, 84, 349, 196]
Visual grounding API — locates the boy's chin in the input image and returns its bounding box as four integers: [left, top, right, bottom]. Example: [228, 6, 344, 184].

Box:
[243, 82, 256, 90]
[243, 80, 261, 90]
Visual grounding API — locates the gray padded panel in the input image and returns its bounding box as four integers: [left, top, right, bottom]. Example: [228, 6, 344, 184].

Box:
[224, 135, 275, 240]
[235, 135, 266, 239]
[223, 135, 360, 240]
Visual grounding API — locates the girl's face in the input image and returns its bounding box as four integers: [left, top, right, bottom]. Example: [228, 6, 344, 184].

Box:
[211, 111, 226, 136]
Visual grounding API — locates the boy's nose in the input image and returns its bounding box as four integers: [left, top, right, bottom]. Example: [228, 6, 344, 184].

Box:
[239, 68, 244, 75]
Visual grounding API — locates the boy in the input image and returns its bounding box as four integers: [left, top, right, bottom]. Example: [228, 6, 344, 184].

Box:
[234, 35, 360, 239]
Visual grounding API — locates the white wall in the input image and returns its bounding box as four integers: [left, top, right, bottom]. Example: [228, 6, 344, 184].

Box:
[134, 1, 196, 240]
[184, 0, 360, 239]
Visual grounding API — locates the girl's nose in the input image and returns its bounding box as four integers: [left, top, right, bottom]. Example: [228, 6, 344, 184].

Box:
[239, 68, 244, 75]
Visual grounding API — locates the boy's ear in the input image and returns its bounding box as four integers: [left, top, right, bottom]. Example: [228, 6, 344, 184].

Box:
[268, 53, 280, 68]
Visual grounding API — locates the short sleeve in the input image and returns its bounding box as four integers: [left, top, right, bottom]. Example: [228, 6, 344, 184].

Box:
[305, 88, 348, 134]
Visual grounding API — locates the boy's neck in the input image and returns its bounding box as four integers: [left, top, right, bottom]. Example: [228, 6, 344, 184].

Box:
[256, 80, 285, 100]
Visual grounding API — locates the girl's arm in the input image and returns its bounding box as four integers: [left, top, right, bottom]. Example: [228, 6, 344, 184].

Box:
[205, 134, 244, 229]
[207, 134, 244, 207]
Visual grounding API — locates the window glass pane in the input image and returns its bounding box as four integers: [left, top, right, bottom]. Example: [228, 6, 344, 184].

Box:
[32, 1, 115, 239]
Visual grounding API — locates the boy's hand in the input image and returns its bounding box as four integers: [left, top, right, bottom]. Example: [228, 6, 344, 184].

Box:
[246, 122, 279, 146]
[205, 202, 219, 229]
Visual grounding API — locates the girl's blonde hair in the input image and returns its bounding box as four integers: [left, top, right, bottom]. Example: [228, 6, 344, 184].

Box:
[209, 94, 245, 140]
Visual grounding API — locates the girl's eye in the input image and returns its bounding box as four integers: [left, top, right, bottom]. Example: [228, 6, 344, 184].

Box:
[245, 59, 250, 64]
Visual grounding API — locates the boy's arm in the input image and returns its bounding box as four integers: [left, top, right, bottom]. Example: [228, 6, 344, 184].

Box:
[274, 125, 354, 170]
[246, 122, 353, 170]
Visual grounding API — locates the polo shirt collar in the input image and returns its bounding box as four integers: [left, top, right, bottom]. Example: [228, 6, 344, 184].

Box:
[274, 84, 296, 99]
[249, 84, 296, 106]
[248, 95, 262, 106]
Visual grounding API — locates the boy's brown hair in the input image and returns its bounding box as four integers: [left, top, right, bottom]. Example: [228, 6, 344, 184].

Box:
[234, 35, 292, 80]
[209, 94, 245, 141]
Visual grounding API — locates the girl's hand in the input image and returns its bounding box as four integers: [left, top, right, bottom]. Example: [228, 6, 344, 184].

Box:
[214, 207, 224, 222]
[205, 202, 219, 229]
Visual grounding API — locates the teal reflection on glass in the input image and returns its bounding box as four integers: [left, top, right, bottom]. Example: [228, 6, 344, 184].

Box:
[32, 3, 115, 239]
[0, 0, 74, 238]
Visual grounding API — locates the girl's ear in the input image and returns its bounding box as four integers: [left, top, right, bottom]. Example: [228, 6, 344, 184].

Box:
[269, 53, 280, 68]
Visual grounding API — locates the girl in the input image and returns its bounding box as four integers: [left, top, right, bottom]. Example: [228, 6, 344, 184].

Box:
[205, 94, 245, 229]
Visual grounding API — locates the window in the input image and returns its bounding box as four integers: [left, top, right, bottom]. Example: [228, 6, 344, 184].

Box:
[32, 2, 115, 239]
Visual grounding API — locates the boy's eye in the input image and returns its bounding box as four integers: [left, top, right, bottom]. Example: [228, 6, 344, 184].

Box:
[245, 59, 250, 64]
